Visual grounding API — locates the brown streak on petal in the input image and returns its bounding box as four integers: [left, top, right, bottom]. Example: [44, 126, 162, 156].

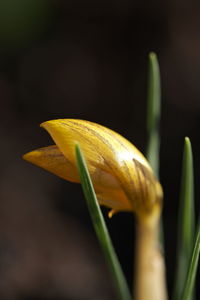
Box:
[65, 120, 137, 202]
[132, 158, 147, 212]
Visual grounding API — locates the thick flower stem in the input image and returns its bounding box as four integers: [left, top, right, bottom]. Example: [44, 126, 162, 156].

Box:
[134, 218, 168, 300]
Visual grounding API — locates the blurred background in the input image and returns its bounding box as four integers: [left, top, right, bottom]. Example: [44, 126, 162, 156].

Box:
[0, 0, 200, 299]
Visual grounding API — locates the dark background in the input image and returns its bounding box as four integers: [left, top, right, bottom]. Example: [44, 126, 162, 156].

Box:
[0, 0, 200, 299]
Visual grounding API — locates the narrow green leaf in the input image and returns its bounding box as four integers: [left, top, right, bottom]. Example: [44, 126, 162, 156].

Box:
[181, 219, 200, 300]
[173, 137, 195, 300]
[146, 52, 161, 177]
[146, 52, 164, 246]
[75, 144, 132, 300]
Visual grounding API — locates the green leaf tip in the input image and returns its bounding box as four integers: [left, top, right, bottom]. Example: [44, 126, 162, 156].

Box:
[173, 137, 195, 300]
[146, 51, 161, 178]
[185, 136, 190, 142]
[184, 136, 192, 158]
[149, 51, 157, 60]
[182, 136, 195, 239]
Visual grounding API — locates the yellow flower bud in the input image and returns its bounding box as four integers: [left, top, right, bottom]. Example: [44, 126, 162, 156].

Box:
[23, 119, 163, 221]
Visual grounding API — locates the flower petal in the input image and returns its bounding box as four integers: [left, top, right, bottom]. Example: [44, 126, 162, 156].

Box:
[23, 119, 163, 218]
[40, 119, 163, 218]
[23, 145, 80, 182]
[23, 144, 132, 212]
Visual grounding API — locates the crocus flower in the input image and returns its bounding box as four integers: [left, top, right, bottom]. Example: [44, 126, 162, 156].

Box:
[23, 119, 163, 221]
[23, 119, 168, 300]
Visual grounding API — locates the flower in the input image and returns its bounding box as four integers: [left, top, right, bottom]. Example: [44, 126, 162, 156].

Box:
[23, 119, 163, 221]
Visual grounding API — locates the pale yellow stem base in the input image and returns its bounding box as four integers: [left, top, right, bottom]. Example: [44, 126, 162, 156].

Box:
[134, 219, 168, 300]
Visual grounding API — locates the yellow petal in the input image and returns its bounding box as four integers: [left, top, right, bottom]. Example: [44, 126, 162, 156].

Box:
[96, 189, 132, 212]
[23, 144, 122, 188]
[40, 119, 163, 219]
[23, 144, 132, 213]
[23, 145, 80, 182]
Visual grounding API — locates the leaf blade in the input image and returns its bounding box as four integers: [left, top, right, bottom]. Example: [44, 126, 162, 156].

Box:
[173, 137, 195, 300]
[75, 144, 132, 300]
[146, 52, 161, 177]
[181, 219, 200, 300]
[146, 52, 164, 247]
